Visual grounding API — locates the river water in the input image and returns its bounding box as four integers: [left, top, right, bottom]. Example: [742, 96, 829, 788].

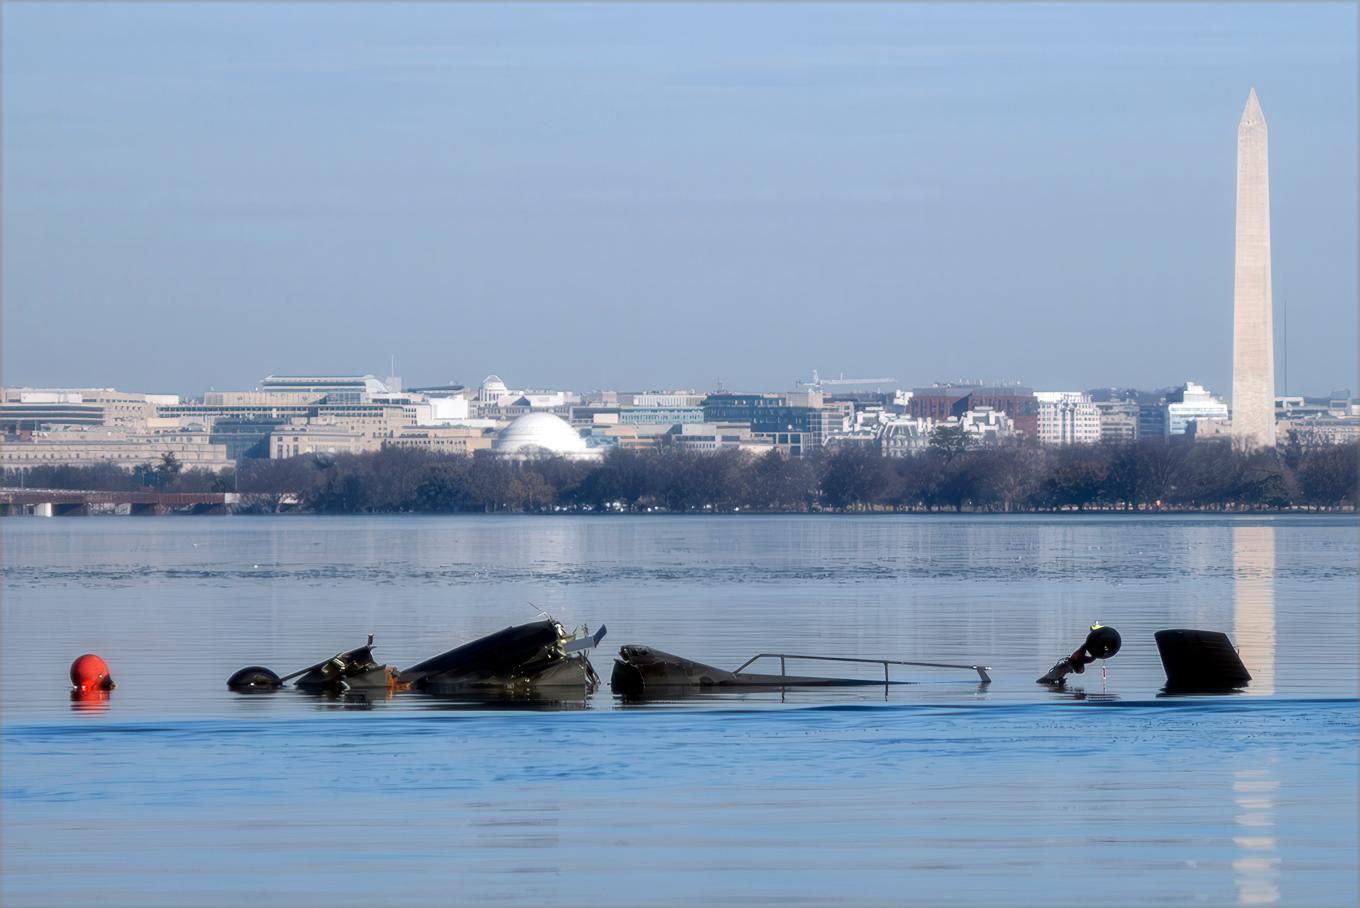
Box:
[2, 514, 1356, 906]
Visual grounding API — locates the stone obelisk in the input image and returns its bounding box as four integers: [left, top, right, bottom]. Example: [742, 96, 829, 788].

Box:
[1231, 88, 1276, 448]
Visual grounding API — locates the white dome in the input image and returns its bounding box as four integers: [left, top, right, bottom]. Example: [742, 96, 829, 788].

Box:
[493, 412, 589, 456]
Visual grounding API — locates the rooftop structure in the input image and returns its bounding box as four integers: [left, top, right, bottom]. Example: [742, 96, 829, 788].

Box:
[1, 392, 104, 430]
[260, 374, 391, 400]
[907, 385, 1038, 436]
[619, 406, 705, 426]
[1, 387, 163, 431]
[628, 391, 706, 408]
[159, 399, 410, 435]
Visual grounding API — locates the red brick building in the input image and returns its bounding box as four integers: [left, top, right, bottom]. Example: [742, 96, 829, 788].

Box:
[908, 385, 1038, 437]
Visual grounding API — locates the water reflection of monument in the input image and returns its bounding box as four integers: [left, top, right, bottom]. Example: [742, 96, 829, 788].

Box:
[1232, 525, 1275, 696]
[1232, 526, 1279, 904]
[1233, 768, 1281, 906]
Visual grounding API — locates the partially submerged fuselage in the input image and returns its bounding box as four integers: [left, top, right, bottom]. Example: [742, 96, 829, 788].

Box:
[400, 619, 600, 694]
[611, 645, 889, 696]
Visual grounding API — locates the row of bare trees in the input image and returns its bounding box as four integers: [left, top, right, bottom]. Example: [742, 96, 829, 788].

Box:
[8, 438, 1356, 513]
[242, 436, 1355, 513]
[5, 453, 232, 494]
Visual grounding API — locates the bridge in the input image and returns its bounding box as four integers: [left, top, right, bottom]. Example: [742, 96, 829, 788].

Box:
[0, 489, 239, 516]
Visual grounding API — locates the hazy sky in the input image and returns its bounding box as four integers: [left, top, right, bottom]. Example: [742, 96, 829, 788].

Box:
[3, 2, 1356, 397]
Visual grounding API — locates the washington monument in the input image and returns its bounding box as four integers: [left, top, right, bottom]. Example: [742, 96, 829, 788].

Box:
[1231, 88, 1276, 448]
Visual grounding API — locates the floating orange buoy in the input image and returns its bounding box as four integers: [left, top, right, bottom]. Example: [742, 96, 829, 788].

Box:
[70, 654, 115, 693]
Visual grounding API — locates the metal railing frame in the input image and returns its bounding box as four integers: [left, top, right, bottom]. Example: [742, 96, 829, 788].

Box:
[732, 653, 992, 684]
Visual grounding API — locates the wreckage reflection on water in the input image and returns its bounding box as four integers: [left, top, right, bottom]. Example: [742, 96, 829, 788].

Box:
[290, 686, 993, 713]
[301, 689, 598, 712]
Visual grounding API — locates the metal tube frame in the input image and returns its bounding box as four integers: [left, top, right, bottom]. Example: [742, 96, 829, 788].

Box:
[733, 653, 992, 684]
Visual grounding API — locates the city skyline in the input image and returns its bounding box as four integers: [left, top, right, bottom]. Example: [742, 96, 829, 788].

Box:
[3, 4, 1356, 395]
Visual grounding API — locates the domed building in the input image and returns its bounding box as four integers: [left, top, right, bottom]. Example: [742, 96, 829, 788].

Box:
[478, 374, 511, 404]
[492, 412, 598, 459]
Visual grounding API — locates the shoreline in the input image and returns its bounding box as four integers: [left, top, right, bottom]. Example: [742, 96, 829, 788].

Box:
[4, 507, 1356, 519]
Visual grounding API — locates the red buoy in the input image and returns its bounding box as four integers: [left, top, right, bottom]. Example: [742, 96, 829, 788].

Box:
[70, 654, 115, 692]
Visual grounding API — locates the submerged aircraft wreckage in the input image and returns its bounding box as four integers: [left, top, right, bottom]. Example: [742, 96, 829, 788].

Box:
[220, 615, 1259, 702]
[610, 645, 990, 696]
[227, 617, 608, 695]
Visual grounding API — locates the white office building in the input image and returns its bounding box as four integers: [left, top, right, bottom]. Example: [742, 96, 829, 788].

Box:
[954, 407, 1013, 442]
[1035, 392, 1101, 445]
[1168, 381, 1230, 437]
[629, 391, 706, 408]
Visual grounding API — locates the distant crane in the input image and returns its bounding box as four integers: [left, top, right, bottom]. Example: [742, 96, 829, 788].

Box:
[796, 369, 896, 389]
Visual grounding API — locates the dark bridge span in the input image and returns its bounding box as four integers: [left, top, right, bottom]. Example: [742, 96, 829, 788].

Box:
[0, 489, 238, 516]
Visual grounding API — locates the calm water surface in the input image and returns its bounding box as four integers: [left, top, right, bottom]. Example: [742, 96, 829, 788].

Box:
[3, 515, 1357, 906]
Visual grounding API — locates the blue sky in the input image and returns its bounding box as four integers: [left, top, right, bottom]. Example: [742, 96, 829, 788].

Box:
[3, 2, 1355, 396]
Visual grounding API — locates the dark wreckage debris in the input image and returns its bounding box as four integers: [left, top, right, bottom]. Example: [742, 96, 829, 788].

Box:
[221, 618, 1263, 703]
[226, 634, 398, 694]
[399, 619, 605, 694]
[226, 621, 607, 696]
[1154, 628, 1252, 693]
[610, 644, 991, 697]
[1036, 623, 1122, 686]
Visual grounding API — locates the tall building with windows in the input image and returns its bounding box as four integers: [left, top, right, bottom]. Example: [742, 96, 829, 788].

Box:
[1138, 398, 1169, 440]
[1094, 400, 1140, 442]
[701, 391, 837, 453]
[1035, 392, 1101, 445]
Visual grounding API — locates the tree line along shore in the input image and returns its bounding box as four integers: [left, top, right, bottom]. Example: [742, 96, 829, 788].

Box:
[6, 434, 1357, 514]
